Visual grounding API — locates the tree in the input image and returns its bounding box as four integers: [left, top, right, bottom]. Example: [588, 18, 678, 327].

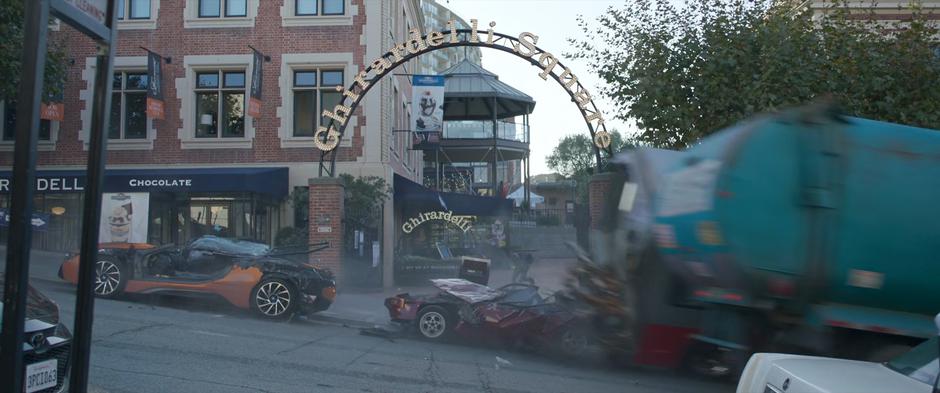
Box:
[0, 0, 68, 102]
[569, 0, 940, 149]
[277, 175, 390, 247]
[546, 130, 630, 201]
[546, 130, 630, 178]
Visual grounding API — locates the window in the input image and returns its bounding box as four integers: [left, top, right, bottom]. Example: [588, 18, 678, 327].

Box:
[291, 69, 344, 137]
[199, 0, 246, 17]
[110, 71, 149, 140]
[195, 70, 246, 138]
[1, 101, 51, 142]
[115, 0, 151, 19]
[295, 0, 344, 16]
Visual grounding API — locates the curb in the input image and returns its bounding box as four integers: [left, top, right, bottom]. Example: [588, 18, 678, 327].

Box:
[303, 313, 387, 329]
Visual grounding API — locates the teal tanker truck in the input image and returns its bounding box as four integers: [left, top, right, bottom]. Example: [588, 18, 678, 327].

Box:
[593, 103, 940, 376]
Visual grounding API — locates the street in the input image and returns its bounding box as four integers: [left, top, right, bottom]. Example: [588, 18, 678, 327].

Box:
[20, 251, 728, 393]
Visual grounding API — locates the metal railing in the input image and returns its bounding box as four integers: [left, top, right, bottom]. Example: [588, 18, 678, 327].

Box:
[443, 120, 529, 143]
[510, 208, 572, 227]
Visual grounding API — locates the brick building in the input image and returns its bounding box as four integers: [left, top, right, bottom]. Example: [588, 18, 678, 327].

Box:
[0, 0, 449, 279]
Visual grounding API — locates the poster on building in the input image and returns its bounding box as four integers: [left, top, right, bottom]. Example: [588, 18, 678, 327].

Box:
[411, 75, 445, 148]
[146, 51, 165, 119]
[247, 48, 263, 118]
[40, 87, 65, 121]
[99, 193, 149, 243]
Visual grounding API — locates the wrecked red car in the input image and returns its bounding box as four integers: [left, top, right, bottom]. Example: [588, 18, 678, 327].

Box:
[385, 279, 591, 355]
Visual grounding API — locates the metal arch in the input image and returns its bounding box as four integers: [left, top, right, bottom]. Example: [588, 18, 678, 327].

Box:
[317, 29, 614, 177]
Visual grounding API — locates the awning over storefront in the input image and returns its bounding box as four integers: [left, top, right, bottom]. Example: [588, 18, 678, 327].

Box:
[394, 174, 512, 216]
[0, 167, 289, 199]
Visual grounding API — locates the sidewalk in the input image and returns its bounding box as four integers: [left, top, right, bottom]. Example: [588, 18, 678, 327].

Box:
[0, 246, 69, 283]
[317, 257, 577, 326]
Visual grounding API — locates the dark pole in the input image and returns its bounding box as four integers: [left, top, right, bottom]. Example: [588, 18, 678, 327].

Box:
[69, 1, 118, 392]
[0, 1, 49, 392]
[491, 97, 498, 196]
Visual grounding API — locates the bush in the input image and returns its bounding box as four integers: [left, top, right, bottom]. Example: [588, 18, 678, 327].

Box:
[274, 226, 308, 247]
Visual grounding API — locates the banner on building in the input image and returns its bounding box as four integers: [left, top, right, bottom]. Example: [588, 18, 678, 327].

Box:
[247, 48, 263, 118]
[99, 192, 150, 243]
[0, 209, 50, 231]
[146, 51, 165, 119]
[411, 75, 445, 148]
[40, 91, 64, 122]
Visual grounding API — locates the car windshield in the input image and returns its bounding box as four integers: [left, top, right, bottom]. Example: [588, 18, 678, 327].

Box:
[190, 236, 270, 256]
[886, 337, 939, 385]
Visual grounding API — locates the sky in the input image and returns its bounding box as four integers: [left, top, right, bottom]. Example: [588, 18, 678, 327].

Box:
[438, 0, 632, 175]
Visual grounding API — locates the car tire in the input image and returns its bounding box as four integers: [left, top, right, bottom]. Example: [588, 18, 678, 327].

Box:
[251, 277, 298, 320]
[416, 305, 453, 340]
[557, 325, 591, 358]
[94, 256, 127, 298]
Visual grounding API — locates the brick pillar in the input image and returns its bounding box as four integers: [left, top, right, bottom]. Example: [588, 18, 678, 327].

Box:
[588, 173, 617, 230]
[309, 177, 345, 283]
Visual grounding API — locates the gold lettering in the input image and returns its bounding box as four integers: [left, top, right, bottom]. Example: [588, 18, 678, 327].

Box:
[370, 56, 392, 74]
[469, 19, 479, 43]
[323, 104, 352, 124]
[537, 52, 559, 80]
[447, 19, 458, 43]
[594, 130, 612, 149]
[486, 21, 496, 45]
[585, 111, 605, 128]
[407, 28, 428, 54]
[573, 88, 592, 109]
[559, 67, 578, 90]
[353, 71, 370, 90]
[390, 42, 408, 63]
[339, 85, 360, 102]
[513, 32, 539, 57]
[314, 125, 342, 151]
[427, 31, 445, 47]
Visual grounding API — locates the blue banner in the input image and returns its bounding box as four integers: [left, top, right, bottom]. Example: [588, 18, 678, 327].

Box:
[0, 209, 50, 231]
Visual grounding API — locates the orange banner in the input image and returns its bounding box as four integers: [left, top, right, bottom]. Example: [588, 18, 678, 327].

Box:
[39, 102, 64, 121]
[146, 97, 165, 119]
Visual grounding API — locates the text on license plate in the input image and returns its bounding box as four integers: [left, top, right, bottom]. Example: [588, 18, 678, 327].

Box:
[25, 359, 57, 393]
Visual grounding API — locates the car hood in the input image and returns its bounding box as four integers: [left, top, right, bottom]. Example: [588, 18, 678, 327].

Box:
[738, 353, 930, 393]
[0, 281, 60, 329]
[431, 279, 502, 304]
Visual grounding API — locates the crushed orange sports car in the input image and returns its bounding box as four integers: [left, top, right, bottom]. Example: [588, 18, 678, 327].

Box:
[59, 236, 336, 319]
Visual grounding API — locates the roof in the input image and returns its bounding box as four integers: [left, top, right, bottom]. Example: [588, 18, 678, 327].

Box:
[441, 60, 536, 119]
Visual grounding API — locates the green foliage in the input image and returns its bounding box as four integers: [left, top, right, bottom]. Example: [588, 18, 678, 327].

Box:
[569, 0, 940, 149]
[0, 0, 68, 102]
[281, 175, 390, 247]
[546, 130, 630, 202]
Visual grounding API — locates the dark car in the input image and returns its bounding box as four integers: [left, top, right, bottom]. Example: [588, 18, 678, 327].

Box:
[0, 277, 72, 393]
[60, 236, 335, 319]
[385, 279, 591, 355]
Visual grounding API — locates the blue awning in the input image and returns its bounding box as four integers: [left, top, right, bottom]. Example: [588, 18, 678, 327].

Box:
[394, 174, 511, 216]
[0, 167, 289, 199]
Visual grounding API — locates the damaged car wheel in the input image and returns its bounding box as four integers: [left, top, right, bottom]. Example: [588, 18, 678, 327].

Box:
[417, 305, 452, 340]
[558, 326, 591, 357]
[251, 278, 298, 320]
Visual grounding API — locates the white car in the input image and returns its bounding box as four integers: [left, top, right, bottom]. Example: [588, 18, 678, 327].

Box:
[736, 337, 938, 393]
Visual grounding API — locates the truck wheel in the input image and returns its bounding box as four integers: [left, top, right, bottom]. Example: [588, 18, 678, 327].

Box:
[416, 306, 453, 340]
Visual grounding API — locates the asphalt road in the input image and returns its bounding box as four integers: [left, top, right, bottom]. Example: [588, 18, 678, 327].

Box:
[20, 277, 731, 393]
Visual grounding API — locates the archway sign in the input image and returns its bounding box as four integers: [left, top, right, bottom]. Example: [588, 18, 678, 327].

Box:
[314, 20, 614, 177]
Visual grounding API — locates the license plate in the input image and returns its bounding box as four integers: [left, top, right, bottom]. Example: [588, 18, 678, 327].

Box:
[25, 359, 57, 393]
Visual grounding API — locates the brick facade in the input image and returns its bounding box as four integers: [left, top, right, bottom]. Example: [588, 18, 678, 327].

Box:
[308, 177, 344, 281]
[1, 1, 376, 167]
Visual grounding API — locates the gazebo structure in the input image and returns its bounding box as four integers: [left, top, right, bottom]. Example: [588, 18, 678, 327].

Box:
[417, 59, 535, 207]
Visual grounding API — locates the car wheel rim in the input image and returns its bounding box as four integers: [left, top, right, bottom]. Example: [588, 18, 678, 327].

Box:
[256, 281, 291, 316]
[419, 311, 446, 338]
[562, 330, 588, 354]
[94, 260, 120, 295]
